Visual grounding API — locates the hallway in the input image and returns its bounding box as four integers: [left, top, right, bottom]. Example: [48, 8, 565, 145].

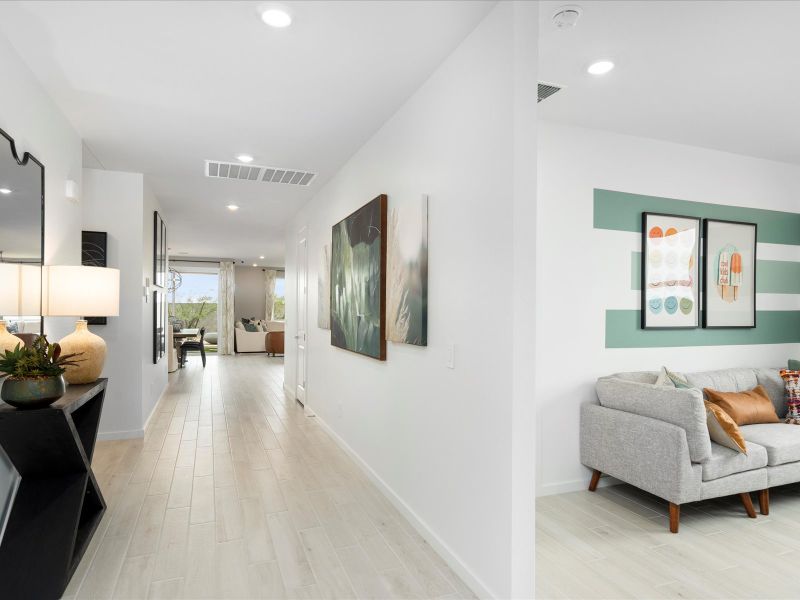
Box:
[64, 355, 475, 599]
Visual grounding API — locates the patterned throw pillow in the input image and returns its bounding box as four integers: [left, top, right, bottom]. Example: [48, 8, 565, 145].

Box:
[780, 370, 800, 425]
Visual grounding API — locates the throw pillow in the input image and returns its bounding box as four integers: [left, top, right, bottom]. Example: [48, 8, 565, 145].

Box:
[655, 366, 692, 389]
[780, 370, 800, 425]
[704, 385, 780, 426]
[244, 323, 259, 333]
[234, 321, 244, 330]
[241, 318, 251, 325]
[704, 401, 747, 454]
[789, 359, 800, 370]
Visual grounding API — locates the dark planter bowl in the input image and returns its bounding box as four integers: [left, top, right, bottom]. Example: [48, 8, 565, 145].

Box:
[1, 375, 66, 409]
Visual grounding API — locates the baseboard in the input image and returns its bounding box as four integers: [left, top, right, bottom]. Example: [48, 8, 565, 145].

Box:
[313, 413, 495, 599]
[537, 474, 623, 497]
[142, 384, 169, 432]
[97, 429, 144, 441]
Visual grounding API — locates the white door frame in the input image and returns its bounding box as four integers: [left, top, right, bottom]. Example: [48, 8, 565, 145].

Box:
[295, 227, 308, 406]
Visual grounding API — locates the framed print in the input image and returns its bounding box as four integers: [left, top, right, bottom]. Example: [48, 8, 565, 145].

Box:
[153, 211, 167, 288]
[703, 219, 757, 328]
[641, 212, 701, 329]
[153, 289, 166, 363]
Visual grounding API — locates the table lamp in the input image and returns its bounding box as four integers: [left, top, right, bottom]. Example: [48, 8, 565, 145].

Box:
[0, 263, 41, 353]
[43, 265, 120, 384]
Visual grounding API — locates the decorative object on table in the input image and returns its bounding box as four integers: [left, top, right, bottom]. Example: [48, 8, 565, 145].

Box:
[0, 379, 107, 598]
[387, 194, 428, 345]
[330, 194, 387, 360]
[81, 231, 108, 325]
[153, 211, 167, 288]
[702, 219, 757, 328]
[0, 336, 82, 408]
[43, 265, 121, 384]
[153, 289, 166, 364]
[641, 213, 700, 329]
[780, 369, 800, 424]
[317, 244, 331, 329]
[0, 321, 24, 354]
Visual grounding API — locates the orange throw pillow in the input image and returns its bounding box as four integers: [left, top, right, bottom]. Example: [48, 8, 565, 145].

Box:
[704, 401, 747, 454]
[704, 385, 780, 426]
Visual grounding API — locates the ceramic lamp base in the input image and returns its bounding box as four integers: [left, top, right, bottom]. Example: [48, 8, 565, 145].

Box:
[0, 321, 24, 354]
[59, 320, 106, 384]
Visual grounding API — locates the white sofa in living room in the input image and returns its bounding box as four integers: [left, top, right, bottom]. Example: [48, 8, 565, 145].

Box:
[234, 319, 284, 353]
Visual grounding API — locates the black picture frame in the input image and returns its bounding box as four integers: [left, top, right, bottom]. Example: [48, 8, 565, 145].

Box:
[0, 127, 45, 335]
[153, 211, 167, 289]
[702, 218, 758, 329]
[153, 289, 166, 364]
[641, 212, 701, 330]
[82, 231, 108, 325]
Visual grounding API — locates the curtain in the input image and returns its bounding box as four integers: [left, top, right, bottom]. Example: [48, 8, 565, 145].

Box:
[264, 269, 277, 321]
[218, 261, 235, 355]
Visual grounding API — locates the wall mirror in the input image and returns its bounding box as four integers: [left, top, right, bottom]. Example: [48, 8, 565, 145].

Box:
[0, 128, 44, 336]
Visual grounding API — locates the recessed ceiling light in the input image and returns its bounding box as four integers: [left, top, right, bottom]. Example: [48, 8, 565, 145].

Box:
[261, 8, 291, 28]
[587, 60, 615, 75]
[227, 204, 240, 211]
[236, 154, 254, 163]
[259, 255, 265, 260]
[252, 263, 258, 267]
[0, 188, 11, 195]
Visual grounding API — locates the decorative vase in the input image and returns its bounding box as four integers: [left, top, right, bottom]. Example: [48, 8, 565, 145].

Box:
[58, 320, 106, 384]
[0, 321, 24, 354]
[1, 375, 65, 409]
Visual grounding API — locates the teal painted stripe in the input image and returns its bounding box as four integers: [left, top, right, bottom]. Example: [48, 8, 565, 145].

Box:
[594, 189, 800, 245]
[606, 310, 800, 348]
[631, 252, 800, 294]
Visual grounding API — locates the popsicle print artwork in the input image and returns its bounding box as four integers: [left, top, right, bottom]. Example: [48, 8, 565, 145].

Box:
[715, 244, 743, 303]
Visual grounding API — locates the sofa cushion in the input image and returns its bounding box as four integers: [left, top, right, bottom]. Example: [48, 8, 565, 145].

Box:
[701, 441, 767, 481]
[740, 423, 800, 466]
[756, 368, 788, 418]
[684, 368, 758, 395]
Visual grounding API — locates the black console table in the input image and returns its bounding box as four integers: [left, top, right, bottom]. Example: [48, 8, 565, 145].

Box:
[0, 379, 107, 599]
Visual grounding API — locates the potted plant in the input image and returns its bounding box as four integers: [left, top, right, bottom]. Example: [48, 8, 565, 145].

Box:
[0, 336, 83, 409]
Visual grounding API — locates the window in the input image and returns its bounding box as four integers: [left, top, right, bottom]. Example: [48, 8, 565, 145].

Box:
[272, 274, 285, 320]
[170, 271, 218, 332]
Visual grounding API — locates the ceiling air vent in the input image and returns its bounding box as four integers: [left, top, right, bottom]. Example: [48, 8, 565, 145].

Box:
[538, 82, 563, 103]
[205, 160, 316, 186]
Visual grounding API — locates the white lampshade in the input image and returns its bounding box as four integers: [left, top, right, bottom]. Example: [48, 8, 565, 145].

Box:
[0, 263, 42, 316]
[43, 265, 120, 317]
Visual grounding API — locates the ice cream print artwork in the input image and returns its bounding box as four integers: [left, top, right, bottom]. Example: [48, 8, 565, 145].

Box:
[641, 213, 701, 329]
[703, 219, 757, 328]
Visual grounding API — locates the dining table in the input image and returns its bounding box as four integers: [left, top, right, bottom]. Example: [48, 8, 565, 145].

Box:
[171, 329, 199, 370]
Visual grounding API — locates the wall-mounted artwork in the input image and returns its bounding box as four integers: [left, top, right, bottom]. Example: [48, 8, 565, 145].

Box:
[703, 219, 757, 328]
[153, 289, 166, 364]
[641, 213, 700, 329]
[82, 230, 108, 325]
[387, 194, 428, 345]
[153, 211, 167, 288]
[330, 195, 387, 360]
[317, 244, 331, 329]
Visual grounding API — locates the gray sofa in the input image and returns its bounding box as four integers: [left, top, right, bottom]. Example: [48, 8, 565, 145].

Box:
[581, 367, 795, 532]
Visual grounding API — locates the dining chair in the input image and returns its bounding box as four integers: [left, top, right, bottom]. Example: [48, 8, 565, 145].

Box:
[179, 327, 206, 368]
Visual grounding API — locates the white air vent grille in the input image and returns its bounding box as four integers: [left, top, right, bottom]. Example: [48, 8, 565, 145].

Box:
[205, 161, 316, 186]
[538, 82, 563, 103]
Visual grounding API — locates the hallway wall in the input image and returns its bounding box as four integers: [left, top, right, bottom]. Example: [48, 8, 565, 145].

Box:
[284, 4, 537, 597]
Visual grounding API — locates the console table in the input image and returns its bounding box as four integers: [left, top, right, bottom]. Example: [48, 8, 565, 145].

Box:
[0, 379, 107, 599]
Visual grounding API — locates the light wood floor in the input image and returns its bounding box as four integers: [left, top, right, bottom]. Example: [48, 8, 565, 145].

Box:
[536, 480, 800, 599]
[64, 354, 475, 600]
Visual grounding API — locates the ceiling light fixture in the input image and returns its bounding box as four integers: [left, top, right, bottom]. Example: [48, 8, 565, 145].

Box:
[259, 255, 265, 260]
[553, 5, 582, 29]
[0, 188, 11, 195]
[227, 204, 240, 211]
[236, 154, 254, 163]
[587, 60, 615, 75]
[261, 8, 292, 28]
[252, 263, 258, 267]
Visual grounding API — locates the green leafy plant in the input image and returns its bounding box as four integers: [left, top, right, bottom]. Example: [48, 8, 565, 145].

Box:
[0, 336, 83, 380]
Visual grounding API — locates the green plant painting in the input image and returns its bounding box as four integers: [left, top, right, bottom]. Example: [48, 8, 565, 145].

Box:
[330, 195, 387, 360]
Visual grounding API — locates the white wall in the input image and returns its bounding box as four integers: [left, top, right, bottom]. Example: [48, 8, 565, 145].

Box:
[82, 168, 168, 438]
[536, 121, 800, 496]
[284, 4, 537, 597]
[234, 266, 266, 322]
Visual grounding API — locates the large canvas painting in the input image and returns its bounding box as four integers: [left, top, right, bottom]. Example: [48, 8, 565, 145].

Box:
[330, 195, 387, 360]
[82, 230, 108, 325]
[703, 219, 757, 328]
[317, 244, 331, 329]
[387, 194, 428, 345]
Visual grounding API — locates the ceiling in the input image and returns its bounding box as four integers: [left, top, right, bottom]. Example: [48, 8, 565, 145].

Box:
[539, 1, 800, 166]
[0, 0, 495, 266]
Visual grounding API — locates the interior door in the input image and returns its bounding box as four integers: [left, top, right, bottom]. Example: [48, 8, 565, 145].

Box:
[295, 229, 308, 405]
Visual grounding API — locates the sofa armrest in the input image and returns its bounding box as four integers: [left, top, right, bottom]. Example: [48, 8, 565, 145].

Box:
[581, 403, 701, 504]
[596, 376, 711, 463]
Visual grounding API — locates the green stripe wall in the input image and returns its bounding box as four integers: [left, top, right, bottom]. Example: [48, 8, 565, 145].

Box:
[630, 252, 800, 294]
[596, 189, 800, 348]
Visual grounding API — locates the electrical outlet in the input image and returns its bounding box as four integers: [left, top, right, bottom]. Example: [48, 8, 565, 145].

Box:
[446, 343, 455, 369]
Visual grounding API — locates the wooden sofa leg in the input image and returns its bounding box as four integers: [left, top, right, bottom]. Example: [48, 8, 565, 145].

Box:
[758, 489, 770, 516]
[669, 503, 680, 533]
[739, 492, 757, 518]
[588, 470, 601, 492]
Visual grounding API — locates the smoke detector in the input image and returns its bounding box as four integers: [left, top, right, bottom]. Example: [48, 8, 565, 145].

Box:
[553, 5, 582, 29]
